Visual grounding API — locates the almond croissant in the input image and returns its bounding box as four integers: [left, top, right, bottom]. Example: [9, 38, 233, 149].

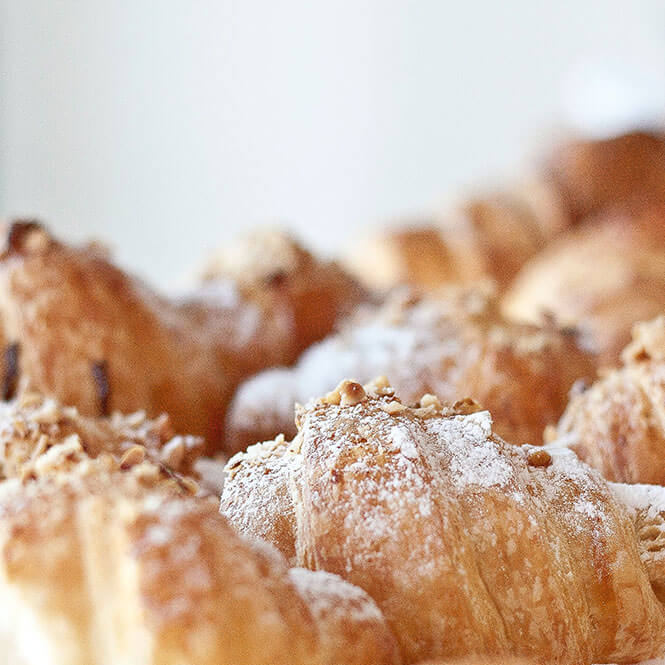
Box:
[503, 208, 665, 365]
[551, 315, 665, 485]
[0, 412, 399, 664]
[226, 287, 596, 453]
[0, 222, 362, 455]
[222, 380, 665, 664]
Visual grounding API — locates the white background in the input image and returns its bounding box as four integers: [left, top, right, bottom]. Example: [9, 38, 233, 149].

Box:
[2, 1, 665, 284]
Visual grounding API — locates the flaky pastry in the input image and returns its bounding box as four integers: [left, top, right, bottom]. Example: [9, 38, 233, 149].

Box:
[343, 180, 570, 293]
[226, 287, 596, 453]
[196, 228, 366, 361]
[503, 210, 665, 365]
[0, 223, 363, 454]
[222, 380, 665, 664]
[547, 130, 665, 223]
[0, 406, 398, 664]
[551, 316, 665, 485]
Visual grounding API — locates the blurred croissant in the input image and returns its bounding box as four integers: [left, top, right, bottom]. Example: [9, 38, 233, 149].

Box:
[222, 379, 665, 664]
[503, 208, 665, 365]
[0, 222, 362, 454]
[547, 130, 665, 223]
[0, 400, 399, 665]
[343, 179, 570, 293]
[551, 315, 665, 486]
[226, 287, 596, 453]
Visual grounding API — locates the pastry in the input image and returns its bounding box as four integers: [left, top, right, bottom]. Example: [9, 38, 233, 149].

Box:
[222, 379, 665, 664]
[503, 208, 665, 365]
[0, 417, 399, 664]
[547, 130, 665, 223]
[226, 287, 596, 453]
[196, 228, 366, 361]
[343, 180, 570, 293]
[0, 222, 363, 454]
[551, 315, 665, 485]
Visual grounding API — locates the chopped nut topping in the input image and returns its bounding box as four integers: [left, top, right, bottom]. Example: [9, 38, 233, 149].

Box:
[338, 380, 367, 406]
[322, 389, 341, 405]
[527, 448, 552, 468]
[32, 398, 62, 425]
[364, 375, 395, 397]
[160, 437, 186, 469]
[382, 400, 406, 415]
[419, 393, 442, 410]
[120, 445, 146, 469]
[452, 397, 483, 415]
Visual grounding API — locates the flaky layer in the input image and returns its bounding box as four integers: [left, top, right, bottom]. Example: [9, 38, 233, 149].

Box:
[222, 380, 665, 665]
[226, 287, 596, 453]
[503, 209, 665, 365]
[553, 316, 665, 486]
[0, 223, 363, 455]
[0, 455, 399, 665]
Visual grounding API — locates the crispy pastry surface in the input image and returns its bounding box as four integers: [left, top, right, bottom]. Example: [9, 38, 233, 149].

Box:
[552, 316, 665, 485]
[226, 288, 596, 453]
[222, 381, 665, 664]
[343, 180, 570, 293]
[0, 452, 398, 664]
[503, 210, 665, 365]
[547, 131, 665, 222]
[0, 223, 363, 454]
[196, 228, 366, 362]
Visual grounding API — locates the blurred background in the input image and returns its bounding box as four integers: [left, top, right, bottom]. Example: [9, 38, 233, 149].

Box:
[2, 0, 665, 283]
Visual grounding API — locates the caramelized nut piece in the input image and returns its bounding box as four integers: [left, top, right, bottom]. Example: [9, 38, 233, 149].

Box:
[322, 389, 341, 405]
[452, 397, 484, 415]
[527, 448, 552, 468]
[419, 393, 442, 410]
[382, 400, 406, 415]
[120, 445, 146, 469]
[338, 380, 367, 406]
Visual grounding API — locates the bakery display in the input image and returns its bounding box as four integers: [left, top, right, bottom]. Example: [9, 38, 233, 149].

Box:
[4, 127, 665, 663]
[222, 379, 665, 664]
[226, 287, 596, 453]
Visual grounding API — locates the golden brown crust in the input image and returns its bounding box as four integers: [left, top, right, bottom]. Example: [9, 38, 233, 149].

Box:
[226, 287, 596, 453]
[547, 131, 665, 222]
[222, 381, 665, 664]
[343, 181, 570, 294]
[0, 224, 364, 455]
[552, 316, 665, 485]
[197, 229, 367, 363]
[0, 454, 399, 664]
[503, 210, 665, 366]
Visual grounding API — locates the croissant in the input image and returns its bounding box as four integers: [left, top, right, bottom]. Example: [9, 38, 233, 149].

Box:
[547, 130, 665, 223]
[550, 315, 665, 485]
[0, 222, 362, 455]
[342, 179, 571, 293]
[196, 228, 366, 357]
[0, 417, 399, 664]
[226, 287, 596, 453]
[503, 208, 665, 365]
[221, 379, 665, 664]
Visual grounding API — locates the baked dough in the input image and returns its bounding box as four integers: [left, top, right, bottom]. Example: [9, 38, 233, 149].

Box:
[222, 379, 665, 664]
[0, 412, 398, 664]
[551, 315, 665, 485]
[0, 222, 363, 454]
[503, 209, 665, 365]
[226, 287, 596, 453]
